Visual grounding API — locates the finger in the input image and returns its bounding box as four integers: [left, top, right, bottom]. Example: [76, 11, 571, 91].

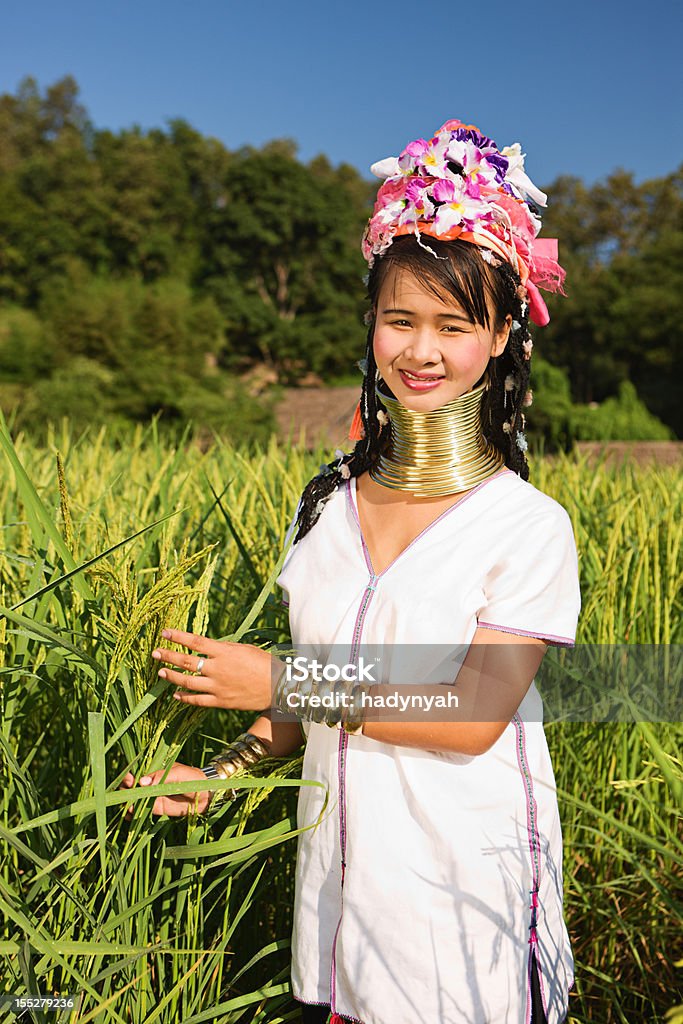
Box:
[152, 647, 210, 674]
[155, 797, 194, 818]
[172, 690, 218, 707]
[160, 628, 226, 656]
[120, 773, 135, 789]
[158, 666, 215, 690]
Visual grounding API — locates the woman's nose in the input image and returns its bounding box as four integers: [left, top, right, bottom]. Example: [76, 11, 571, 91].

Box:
[404, 329, 442, 364]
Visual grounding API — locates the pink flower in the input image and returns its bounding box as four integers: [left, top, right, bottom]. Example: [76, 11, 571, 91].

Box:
[464, 178, 481, 200]
[398, 138, 430, 173]
[405, 178, 429, 203]
[432, 179, 455, 203]
[433, 179, 482, 233]
[406, 138, 429, 157]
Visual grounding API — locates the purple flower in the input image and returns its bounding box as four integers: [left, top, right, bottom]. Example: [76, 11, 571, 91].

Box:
[452, 127, 497, 150]
[483, 151, 509, 182]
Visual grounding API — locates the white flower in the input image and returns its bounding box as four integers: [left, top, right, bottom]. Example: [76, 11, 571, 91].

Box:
[377, 410, 389, 426]
[504, 374, 517, 392]
[357, 357, 368, 373]
[377, 199, 407, 227]
[432, 178, 481, 234]
[523, 390, 533, 407]
[315, 499, 327, 516]
[421, 133, 468, 180]
[339, 463, 351, 480]
[334, 449, 345, 460]
[502, 421, 512, 434]
[502, 143, 548, 208]
[512, 320, 521, 331]
[516, 431, 528, 452]
[370, 156, 401, 179]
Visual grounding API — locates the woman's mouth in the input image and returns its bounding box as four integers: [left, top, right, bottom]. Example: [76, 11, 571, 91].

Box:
[398, 369, 445, 391]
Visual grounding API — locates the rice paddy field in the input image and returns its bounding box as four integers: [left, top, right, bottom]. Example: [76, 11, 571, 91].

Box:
[0, 415, 681, 1023]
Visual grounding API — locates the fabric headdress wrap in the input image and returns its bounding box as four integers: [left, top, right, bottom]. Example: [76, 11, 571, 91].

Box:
[349, 118, 565, 441]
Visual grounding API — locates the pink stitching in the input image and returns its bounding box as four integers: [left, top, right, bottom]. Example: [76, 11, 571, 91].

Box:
[514, 714, 551, 1022]
[345, 478, 374, 575]
[328, 566, 378, 1018]
[478, 620, 575, 646]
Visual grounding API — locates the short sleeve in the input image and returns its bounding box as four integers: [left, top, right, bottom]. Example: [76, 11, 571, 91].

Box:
[478, 505, 581, 646]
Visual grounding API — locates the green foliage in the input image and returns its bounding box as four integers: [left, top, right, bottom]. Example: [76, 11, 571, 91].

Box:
[197, 142, 369, 381]
[528, 356, 574, 450]
[20, 357, 117, 429]
[0, 74, 681, 447]
[570, 380, 674, 441]
[540, 168, 683, 434]
[528, 360, 672, 450]
[3, 270, 278, 442]
[0, 306, 52, 381]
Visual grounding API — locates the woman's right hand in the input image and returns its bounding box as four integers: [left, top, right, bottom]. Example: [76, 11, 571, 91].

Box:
[120, 762, 212, 819]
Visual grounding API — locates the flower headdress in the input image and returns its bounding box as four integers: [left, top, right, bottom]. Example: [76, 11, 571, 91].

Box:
[361, 118, 565, 328]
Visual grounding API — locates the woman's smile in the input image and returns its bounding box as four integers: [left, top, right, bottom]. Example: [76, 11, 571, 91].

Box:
[398, 369, 446, 391]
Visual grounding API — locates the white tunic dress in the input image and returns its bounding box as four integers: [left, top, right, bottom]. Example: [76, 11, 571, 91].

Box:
[276, 468, 581, 1024]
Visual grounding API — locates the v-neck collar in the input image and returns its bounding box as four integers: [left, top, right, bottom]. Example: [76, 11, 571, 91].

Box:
[346, 469, 513, 579]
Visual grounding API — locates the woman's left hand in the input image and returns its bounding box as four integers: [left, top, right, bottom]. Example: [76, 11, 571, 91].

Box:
[152, 629, 279, 710]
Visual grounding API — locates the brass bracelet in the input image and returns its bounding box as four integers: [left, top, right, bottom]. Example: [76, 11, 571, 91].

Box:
[273, 662, 368, 734]
[203, 732, 271, 806]
[341, 682, 371, 735]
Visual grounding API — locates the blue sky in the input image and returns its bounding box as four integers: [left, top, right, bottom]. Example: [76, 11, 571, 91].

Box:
[2, 0, 681, 189]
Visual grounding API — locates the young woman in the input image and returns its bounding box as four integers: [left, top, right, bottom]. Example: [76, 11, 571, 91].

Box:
[122, 119, 581, 1024]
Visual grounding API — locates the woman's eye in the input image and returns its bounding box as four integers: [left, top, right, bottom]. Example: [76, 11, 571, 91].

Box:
[392, 319, 411, 327]
[442, 325, 464, 333]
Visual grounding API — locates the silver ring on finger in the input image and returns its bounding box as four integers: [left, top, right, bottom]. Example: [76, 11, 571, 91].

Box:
[195, 658, 205, 676]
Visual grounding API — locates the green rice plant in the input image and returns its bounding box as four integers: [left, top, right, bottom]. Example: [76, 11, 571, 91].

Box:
[0, 415, 323, 1021]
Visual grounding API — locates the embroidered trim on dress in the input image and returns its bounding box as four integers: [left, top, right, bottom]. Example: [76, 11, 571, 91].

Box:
[513, 713, 550, 1022]
[328, 544, 379, 1021]
[478, 620, 575, 647]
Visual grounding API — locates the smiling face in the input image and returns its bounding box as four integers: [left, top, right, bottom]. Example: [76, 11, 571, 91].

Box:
[372, 265, 512, 412]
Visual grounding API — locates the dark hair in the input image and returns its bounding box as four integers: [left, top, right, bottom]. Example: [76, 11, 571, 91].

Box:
[291, 235, 532, 544]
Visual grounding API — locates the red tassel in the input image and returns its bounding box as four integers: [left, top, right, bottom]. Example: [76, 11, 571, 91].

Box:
[348, 401, 364, 441]
[327, 1014, 346, 1024]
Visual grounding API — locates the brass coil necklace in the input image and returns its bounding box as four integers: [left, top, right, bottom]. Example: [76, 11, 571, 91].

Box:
[369, 375, 505, 497]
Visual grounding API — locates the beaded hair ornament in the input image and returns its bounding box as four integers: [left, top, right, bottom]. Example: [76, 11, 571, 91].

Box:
[348, 117, 565, 442]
